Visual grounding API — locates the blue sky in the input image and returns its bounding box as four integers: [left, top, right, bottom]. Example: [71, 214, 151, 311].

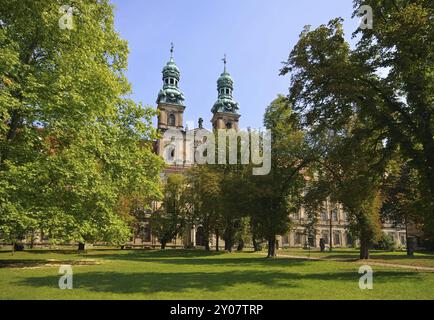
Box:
[110, 0, 359, 130]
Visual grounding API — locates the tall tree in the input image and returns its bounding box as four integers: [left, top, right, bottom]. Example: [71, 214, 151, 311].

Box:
[281, 0, 434, 234]
[0, 0, 163, 247]
[185, 165, 222, 251]
[247, 96, 307, 258]
[381, 160, 429, 252]
[302, 126, 384, 259]
[150, 174, 187, 249]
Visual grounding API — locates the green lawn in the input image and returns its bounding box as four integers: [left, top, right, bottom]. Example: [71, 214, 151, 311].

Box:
[1, 249, 433, 300]
[278, 248, 434, 268]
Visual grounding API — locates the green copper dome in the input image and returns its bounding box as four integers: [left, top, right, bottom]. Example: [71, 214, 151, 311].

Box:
[212, 56, 239, 115]
[162, 58, 180, 79]
[157, 44, 185, 106]
[217, 72, 233, 89]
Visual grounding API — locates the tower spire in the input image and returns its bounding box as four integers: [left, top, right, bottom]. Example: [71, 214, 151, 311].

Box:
[157, 44, 185, 106]
[170, 42, 174, 60]
[211, 55, 240, 130]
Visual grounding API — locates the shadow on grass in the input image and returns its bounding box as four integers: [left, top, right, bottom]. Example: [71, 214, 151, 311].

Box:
[322, 253, 434, 262]
[0, 260, 52, 268]
[1, 249, 299, 268]
[282, 249, 434, 262]
[82, 250, 312, 267]
[0, 250, 83, 255]
[15, 269, 421, 295]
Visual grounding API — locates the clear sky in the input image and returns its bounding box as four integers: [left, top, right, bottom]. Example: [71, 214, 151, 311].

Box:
[110, 0, 359, 130]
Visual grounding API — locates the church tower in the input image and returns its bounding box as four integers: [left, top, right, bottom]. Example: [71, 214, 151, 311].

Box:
[155, 44, 188, 168]
[157, 44, 186, 131]
[211, 55, 241, 130]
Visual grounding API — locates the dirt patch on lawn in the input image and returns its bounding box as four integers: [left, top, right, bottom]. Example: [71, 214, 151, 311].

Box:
[0, 259, 102, 269]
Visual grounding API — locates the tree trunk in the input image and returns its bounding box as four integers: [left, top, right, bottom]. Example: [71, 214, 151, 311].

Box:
[225, 239, 233, 252]
[78, 243, 85, 251]
[329, 209, 333, 252]
[215, 230, 219, 252]
[204, 229, 210, 251]
[359, 238, 370, 260]
[161, 241, 167, 250]
[253, 238, 261, 252]
[237, 239, 244, 251]
[267, 236, 276, 258]
[407, 237, 416, 257]
[405, 219, 412, 257]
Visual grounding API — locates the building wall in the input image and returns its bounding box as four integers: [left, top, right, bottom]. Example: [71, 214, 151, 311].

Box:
[278, 202, 407, 249]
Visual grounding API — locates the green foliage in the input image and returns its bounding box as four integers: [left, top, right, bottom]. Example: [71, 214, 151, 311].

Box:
[150, 174, 187, 249]
[0, 0, 163, 245]
[185, 165, 223, 251]
[281, 1, 434, 243]
[375, 233, 397, 252]
[245, 96, 307, 257]
[281, 1, 434, 257]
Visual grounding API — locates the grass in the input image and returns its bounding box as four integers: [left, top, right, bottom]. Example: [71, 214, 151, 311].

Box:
[278, 248, 434, 268]
[1, 249, 434, 300]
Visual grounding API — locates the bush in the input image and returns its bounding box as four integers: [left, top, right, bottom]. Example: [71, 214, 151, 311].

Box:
[375, 233, 396, 251]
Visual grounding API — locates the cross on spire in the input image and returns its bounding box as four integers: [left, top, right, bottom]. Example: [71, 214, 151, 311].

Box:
[170, 42, 174, 60]
[222, 54, 227, 73]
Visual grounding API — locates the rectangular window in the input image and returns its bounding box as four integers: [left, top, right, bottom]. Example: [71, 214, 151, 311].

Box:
[308, 236, 315, 247]
[389, 232, 396, 242]
[332, 208, 338, 221]
[321, 231, 329, 244]
[333, 231, 341, 245]
[321, 210, 328, 222]
[294, 233, 303, 245]
[346, 233, 353, 246]
[400, 234, 406, 246]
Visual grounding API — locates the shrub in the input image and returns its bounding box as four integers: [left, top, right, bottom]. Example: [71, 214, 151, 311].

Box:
[375, 233, 396, 251]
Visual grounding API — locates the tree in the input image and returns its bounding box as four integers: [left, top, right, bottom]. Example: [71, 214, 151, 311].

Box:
[381, 160, 429, 253]
[247, 96, 307, 258]
[281, 0, 434, 237]
[218, 162, 249, 252]
[185, 165, 222, 251]
[303, 126, 384, 259]
[150, 174, 187, 249]
[0, 0, 163, 248]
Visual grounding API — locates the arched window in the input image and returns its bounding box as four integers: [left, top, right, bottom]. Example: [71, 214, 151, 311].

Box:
[166, 146, 175, 162]
[168, 114, 176, 127]
[226, 122, 233, 129]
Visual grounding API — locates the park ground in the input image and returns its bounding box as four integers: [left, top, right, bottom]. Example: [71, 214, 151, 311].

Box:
[1, 248, 434, 300]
